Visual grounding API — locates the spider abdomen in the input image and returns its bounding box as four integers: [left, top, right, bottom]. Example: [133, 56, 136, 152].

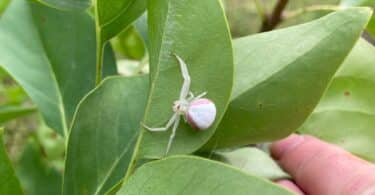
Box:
[187, 98, 216, 130]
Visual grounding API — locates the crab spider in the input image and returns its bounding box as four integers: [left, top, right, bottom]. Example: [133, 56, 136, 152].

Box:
[143, 54, 217, 155]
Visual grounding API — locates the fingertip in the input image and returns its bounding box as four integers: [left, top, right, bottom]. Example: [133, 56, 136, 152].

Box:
[270, 134, 305, 160]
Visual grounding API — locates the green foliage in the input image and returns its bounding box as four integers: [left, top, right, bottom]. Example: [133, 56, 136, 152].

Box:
[94, 0, 146, 84]
[0, 129, 23, 195]
[0, 0, 117, 136]
[300, 39, 375, 162]
[37, 0, 91, 11]
[95, 0, 147, 42]
[0, 0, 374, 194]
[64, 76, 148, 195]
[117, 156, 293, 195]
[140, 0, 233, 158]
[341, 0, 375, 7]
[96, 0, 147, 42]
[341, 0, 375, 37]
[204, 8, 372, 149]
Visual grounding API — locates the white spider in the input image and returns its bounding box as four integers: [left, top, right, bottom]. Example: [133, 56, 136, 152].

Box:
[143, 54, 217, 155]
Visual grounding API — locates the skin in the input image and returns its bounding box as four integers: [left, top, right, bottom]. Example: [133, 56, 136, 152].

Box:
[271, 134, 375, 195]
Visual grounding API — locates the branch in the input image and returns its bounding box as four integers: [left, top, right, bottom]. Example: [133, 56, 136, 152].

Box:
[260, 0, 289, 32]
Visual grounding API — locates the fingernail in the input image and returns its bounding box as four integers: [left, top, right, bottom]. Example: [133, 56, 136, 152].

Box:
[272, 134, 305, 160]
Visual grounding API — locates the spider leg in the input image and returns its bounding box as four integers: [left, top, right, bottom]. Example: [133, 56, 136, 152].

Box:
[187, 91, 195, 101]
[174, 54, 191, 100]
[142, 113, 177, 132]
[165, 116, 181, 155]
[188, 91, 208, 101]
[189, 91, 194, 99]
[193, 91, 207, 100]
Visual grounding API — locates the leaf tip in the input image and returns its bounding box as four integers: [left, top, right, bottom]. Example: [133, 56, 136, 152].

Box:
[346, 7, 373, 23]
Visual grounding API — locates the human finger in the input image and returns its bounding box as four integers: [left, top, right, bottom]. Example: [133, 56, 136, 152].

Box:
[271, 134, 375, 195]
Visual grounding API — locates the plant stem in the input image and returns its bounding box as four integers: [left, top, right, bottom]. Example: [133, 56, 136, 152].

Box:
[94, 0, 104, 86]
[95, 36, 104, 86]
[260, 0, 289, 32]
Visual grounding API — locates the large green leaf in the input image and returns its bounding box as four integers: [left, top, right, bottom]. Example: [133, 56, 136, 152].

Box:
[300, 39, 375, 162]
[16, 139, 62, 195]
[139, 0, 233, 158]
[213, 147, 289, 180]
[203, 8, 372, 149]
[63, 76, 148, 195]
[0, 129, 23, 195]
[0, 0, 117, 136]
[0, 105, 36, 123]
[37, 0, 91, 11]
[117, 156, 293, 195]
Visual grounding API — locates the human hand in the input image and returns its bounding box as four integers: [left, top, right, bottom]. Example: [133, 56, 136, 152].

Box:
[271, 134, 375, 195]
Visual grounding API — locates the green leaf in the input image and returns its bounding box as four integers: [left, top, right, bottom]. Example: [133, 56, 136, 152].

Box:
[300, 39, 375, 162]
[139, 0, 233, 158]
[95, 0, 147, 42]
[214, 147, 289, 180]
[340, 0, 375, 38]
[203, 8, 372, 149]
[111, 25, 146, 60]
[16, 139, 62, 195]
[117, 156, 293, 195]
[0, 129, 23, 195]
[63, 76, 148, 195]
[0, 0, 117, 136]
[37, 0, 91, 11]
[341, 0, 375, 7]
[94, 0, 146, 84]
[0, 106, 37, 123]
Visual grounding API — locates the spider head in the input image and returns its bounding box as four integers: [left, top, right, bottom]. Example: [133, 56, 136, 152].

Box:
[173, 100, 189, 115]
